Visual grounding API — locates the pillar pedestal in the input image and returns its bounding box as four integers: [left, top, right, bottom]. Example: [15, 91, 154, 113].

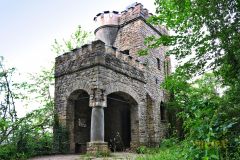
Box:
[87, 142, 109, 154]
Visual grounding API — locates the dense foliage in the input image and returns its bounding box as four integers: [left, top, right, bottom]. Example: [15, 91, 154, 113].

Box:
[137, 73, 239, 159]
[164, 73, 239, 159]
[138, 0, 240, 159]
[0, 57, 54, 159]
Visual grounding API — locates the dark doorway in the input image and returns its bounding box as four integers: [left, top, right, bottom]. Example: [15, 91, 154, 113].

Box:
[69, 90, 91, 154]
[105, 92, 133, 152]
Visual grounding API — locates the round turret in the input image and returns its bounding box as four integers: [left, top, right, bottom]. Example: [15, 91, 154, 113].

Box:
[94, 11, 120, 46]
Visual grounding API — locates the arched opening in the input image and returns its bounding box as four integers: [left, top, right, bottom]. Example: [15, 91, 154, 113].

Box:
[67, 90, 91, 153]
[105, 92, 138, 152]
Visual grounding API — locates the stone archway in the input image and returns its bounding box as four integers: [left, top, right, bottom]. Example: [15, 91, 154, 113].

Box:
[105, 83, 142, 105]
[105, 91, 138, 151]
[66, 89, 91, 153]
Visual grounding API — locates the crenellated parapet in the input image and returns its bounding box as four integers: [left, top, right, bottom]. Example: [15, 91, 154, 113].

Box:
[94, 11, 120, 27]
[119, 2, 152, 25]
[93, 3, 168, 46]
[55, 40, 146, 82]
[93, 3, 153, 26]
[94, 11, 120, 46]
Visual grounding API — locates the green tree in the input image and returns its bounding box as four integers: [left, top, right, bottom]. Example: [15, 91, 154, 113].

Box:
[0, 57, 55, 159]
[0, 56, 18, 144]
[0, 25, 91, 159]
[150, 0, 240, 81]
[163, 73, 234, 159]
[52, 25, 92, 55]
[143, 0, 240, 159]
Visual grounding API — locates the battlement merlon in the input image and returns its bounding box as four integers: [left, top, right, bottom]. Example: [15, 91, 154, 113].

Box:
[93, 3, 168, 46]
[93, 3, 151, 26]
[55, 40, 146, 82]
[119, 2, 150, 24]
[94, 11, 120, 27]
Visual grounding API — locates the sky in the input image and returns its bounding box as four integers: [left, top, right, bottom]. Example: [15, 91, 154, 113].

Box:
[0, 0, 156, 73]
[0, 0, 156, 116]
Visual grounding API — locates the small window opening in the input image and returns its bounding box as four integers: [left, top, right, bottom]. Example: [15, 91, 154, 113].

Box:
[122, 50, 129, 55]
[166, 61, 169, 75]
[156, 58, 161, 70]
[155, 78, 159, 84]
[160, 101, 166, 121]
[164, 61, 166, 74]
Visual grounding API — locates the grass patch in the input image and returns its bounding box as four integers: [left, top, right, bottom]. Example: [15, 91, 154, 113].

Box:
[136, 138, 184, 160]
[136, 145, 183, 160]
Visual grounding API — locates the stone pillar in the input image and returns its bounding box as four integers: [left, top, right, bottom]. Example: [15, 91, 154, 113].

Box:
[90, 106, 104, 142]
[130, 104, 140, 149]
[138, 100, 148, 146]
[87, 88, 108, 154]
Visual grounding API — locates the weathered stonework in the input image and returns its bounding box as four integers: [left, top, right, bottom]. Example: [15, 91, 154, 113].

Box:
[54, 2, 171, 154]
[86, 142, 109, 154]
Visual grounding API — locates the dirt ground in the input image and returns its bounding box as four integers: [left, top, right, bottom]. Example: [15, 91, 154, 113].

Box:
[29, 152, 139, 160]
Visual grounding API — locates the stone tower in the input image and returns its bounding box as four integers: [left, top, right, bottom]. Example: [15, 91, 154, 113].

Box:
[54, 2, 171, 154]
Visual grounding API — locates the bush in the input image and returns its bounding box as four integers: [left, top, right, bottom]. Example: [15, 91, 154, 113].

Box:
[0, 129, 53, 160]
[0, 144, 16, 160]
[0, 144, 28, 160]
[136, 146, 148, 154]
[136, 144, 183, 160]
[160, 137, 179, 148]
[136, 146, 162, 155]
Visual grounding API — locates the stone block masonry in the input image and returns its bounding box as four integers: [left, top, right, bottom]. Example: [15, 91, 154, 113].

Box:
[54, 2, 171, 154]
